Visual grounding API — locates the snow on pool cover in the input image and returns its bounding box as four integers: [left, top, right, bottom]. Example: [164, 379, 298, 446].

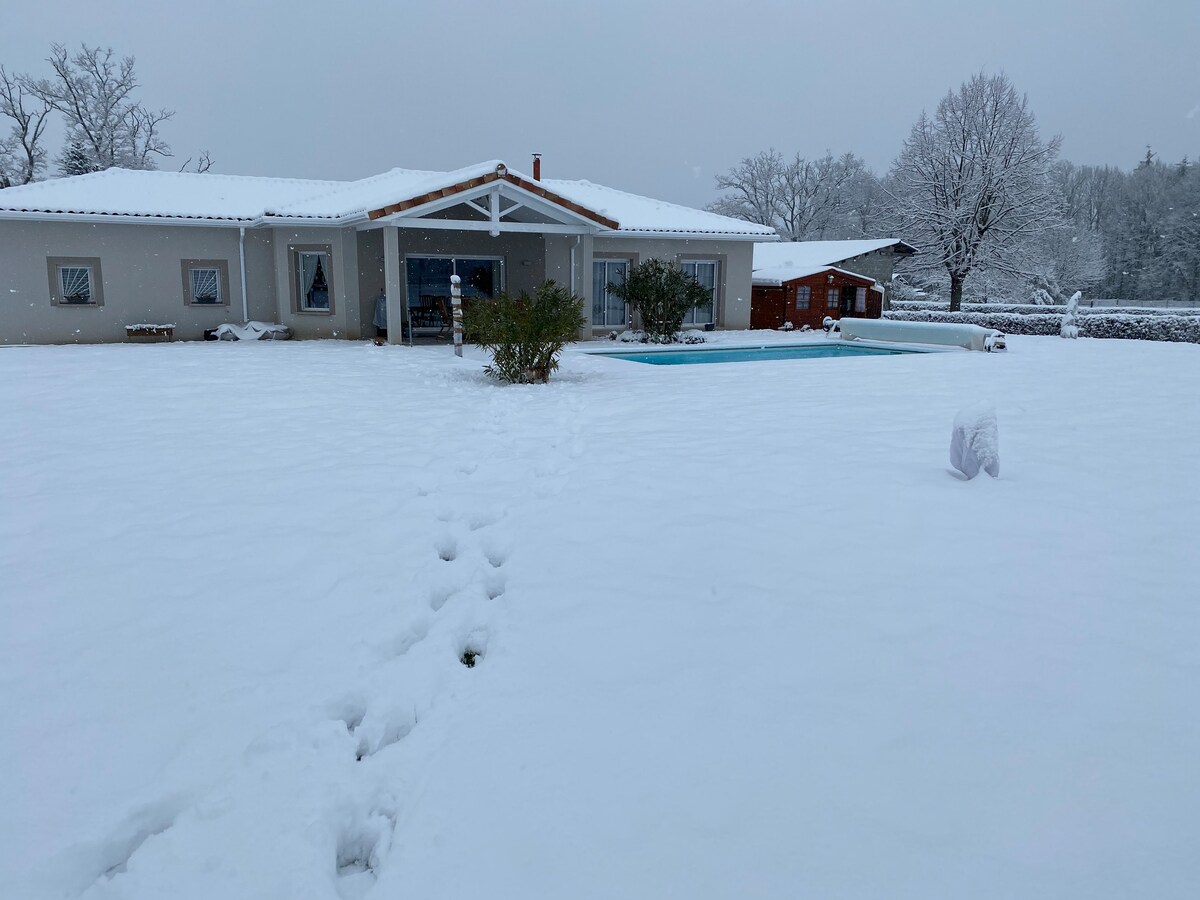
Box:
[590, 342, 929, 365]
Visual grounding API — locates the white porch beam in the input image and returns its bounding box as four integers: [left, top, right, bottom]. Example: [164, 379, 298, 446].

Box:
[383, 225, 404, 345]
[366, 218, 596, 235]
[489, 186, 501, 237]
[499, 201, 526, 219]
[463, 198, 489, 217]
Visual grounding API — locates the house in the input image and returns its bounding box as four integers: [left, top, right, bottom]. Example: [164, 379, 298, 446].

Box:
[0, 158, 776, 345]
[750, 239, 917, 330]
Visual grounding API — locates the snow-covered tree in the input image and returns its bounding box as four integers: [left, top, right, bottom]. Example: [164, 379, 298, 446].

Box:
[886, 72, 1062, 311]
[0, 66, 53, 186]
[57, 133, 97, 176]
[31, 43, 173, 171]
[710, 149, 869, 240]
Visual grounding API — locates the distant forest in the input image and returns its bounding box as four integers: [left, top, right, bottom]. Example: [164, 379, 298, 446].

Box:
[711, 75, 1198, 307]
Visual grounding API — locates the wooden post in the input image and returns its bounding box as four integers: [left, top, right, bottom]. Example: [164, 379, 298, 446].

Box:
[450, 274, 463, 357]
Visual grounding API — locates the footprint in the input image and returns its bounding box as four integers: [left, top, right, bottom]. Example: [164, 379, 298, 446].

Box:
[428, 584, 455, 612]
[484, 572, 506, 600]
[94, 799, 183, 882]
[459, 627, 490, 669]
[331, 697, 368, 735]
[435, 535, 457, 562]
[484, 546, 508, 569]
[335, 811, 395, 899]
[468, 511, 502, 532]
[386, 617, 430, 657]
[355, 707, 417, 760]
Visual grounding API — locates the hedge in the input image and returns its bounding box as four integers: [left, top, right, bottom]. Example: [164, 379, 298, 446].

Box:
[889, 299, 1200, 317]
[882, 309, 1200, 343]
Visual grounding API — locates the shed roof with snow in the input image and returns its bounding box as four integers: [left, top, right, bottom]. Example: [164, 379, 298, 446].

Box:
[751, 239, 917, 285]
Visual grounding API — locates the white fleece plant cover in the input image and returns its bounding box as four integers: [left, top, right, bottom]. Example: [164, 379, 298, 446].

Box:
[211, 321, 290, 341]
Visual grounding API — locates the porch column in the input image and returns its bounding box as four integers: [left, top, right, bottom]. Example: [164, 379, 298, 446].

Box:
[383, 225, 403, 345]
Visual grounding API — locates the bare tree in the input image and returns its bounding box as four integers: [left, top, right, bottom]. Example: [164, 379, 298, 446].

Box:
[31, 43, 174, 170]
[711, 149, 868, 240]
[0, 66, 53, 185]
[177, 150, 214, 173]
[886, 72, 1061, 310]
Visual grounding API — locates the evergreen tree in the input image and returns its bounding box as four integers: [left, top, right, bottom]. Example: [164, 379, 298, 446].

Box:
[58, 136, 96, 176]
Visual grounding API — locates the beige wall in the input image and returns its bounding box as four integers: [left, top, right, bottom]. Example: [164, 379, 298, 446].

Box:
[0, 219, 273, 344]
[0, 217, 759, 345]
[589, 236, 756, 331]
[269, 227, 365, 340]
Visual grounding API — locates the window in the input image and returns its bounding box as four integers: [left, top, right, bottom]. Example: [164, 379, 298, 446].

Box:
[795, 285, 810, 310]
[827, 287, 839, 309]
[855, 287, 867, 313]
[293, 247, 333, 313]
[181, 259, 230, 306]
[404, 256, 504, 331]
[680, 259, 718, 326]
[47, 257, 104, 307]
[592, 258, 629, 327]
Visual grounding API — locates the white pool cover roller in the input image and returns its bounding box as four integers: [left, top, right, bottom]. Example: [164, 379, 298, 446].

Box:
[839, 317, 1006, 351]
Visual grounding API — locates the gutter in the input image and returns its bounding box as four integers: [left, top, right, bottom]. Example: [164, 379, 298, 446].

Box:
[238, 226, 249, 323]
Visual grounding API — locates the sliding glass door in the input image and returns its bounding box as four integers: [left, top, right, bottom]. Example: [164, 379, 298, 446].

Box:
[405, 256, 504, 332]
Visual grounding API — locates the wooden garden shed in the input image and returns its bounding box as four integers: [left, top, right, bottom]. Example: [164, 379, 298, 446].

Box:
[750, 266, 882, 330]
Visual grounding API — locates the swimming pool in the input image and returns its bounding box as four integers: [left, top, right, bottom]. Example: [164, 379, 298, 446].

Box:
[590, 342, 927, 366]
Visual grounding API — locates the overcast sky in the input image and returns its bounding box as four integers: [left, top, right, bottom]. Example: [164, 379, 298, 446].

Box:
[4, 0, 1197, 208]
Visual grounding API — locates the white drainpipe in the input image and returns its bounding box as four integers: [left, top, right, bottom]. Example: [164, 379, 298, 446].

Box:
[238, 226, 249, 323]
[569, 234, 581, 294]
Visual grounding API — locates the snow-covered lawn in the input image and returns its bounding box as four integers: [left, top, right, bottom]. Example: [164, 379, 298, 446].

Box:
[2, 333, 1197, 899]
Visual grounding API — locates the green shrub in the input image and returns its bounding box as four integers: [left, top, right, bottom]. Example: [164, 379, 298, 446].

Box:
[464, 280, 586, 383]
[607, 258, 712, 342]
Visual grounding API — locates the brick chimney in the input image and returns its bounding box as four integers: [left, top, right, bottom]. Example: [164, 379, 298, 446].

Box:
[532, 153, 542, 181]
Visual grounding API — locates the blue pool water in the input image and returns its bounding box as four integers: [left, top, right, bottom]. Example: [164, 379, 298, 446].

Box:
[594, 342, 922, 366]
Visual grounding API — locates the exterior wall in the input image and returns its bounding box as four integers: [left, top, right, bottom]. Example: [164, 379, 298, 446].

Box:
[0, 217, 760, 345]
[0, 219, 273, 344]
[357, 229, 385, 336]
[588, 236, 755, 333]
[270, 227, 364, 340]
[752, 270, 879, 331]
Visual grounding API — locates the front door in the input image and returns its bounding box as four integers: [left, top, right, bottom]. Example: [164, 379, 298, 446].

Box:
[840, 285, 857, 315]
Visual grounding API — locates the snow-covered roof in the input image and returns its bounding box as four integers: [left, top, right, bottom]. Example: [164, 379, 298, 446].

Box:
[751, 265, 880, 287]
[266, 161, 503, 219]
[752, 239, 918, 283]
[0, 169, 344, 222]
[0, 162, 776, 238]
[540, 179, 777, 237]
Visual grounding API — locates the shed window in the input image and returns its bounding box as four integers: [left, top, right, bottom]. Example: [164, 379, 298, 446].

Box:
[795, 285, 810, 310]
[855, 287, 867, 313]
[827, 287, 838, 309]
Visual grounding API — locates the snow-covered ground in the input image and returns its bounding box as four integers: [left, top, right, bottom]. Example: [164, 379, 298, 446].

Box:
[2, 332, 1197, 899]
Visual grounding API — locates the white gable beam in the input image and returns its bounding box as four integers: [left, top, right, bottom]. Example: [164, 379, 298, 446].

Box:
[359, 217, 596, 235]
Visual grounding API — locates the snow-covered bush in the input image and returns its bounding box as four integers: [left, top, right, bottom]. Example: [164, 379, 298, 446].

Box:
[605, 258, 713, 343]
[464, 280, 586, 384]
[617, 328, 705, 345]
[1061, 291, 1081, 339]
[1029, 288, 1056, 306]
[950, 403, 1000, 479]
[780, 321, 794, 331]
[884, 310, 1200, 343]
